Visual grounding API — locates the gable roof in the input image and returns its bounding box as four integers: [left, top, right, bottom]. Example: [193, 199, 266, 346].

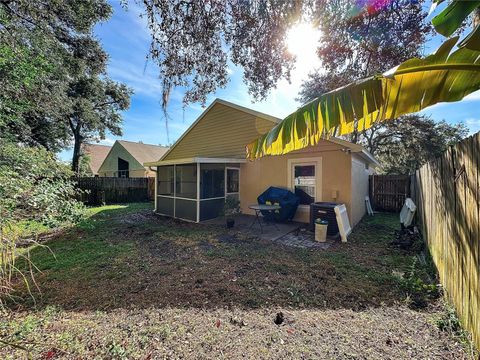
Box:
[159, 98, 281, 162]
[82, 143, 112, 175]
[148, 98, 378, 166]
[116, 140, 169, 165]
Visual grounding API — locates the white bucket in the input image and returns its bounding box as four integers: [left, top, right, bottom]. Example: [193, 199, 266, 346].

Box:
[315, 222, 328, 242]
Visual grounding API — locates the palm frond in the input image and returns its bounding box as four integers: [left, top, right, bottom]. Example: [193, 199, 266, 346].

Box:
[246, 37, 480, 159]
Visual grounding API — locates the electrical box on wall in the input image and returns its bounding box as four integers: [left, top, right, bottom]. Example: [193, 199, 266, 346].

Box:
[331, 189, 338, 200]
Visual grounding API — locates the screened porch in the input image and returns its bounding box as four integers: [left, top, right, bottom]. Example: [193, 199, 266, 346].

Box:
[155, 158, 243, 222]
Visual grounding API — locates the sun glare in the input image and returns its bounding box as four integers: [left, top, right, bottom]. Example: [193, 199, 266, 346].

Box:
[286, 22, 322, 72]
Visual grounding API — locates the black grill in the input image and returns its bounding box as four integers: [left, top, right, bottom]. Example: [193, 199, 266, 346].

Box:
[309, 202, 340, 237]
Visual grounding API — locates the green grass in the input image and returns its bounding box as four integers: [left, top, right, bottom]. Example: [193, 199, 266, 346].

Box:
[3, 204, 476, 359]
[6, 202, 439, 312]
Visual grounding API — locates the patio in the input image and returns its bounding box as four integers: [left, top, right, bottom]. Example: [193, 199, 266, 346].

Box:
[204, 214, 335, 249]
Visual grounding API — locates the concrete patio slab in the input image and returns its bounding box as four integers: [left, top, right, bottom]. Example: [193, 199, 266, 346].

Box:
[204, 214, 300, 241]
[204, 214, 337, 249]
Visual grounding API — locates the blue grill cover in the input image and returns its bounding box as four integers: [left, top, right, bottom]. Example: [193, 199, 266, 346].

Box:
[257, 186, 300, 222]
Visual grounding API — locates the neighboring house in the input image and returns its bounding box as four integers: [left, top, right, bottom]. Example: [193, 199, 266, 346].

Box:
[145, 98, 378, 225]
[98, 140, 169, 178]
[82, 143, 112, 176]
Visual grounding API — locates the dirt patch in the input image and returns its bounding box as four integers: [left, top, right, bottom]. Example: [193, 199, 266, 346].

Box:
[0, 305, 471, 359]
[5, 207, 476, 358]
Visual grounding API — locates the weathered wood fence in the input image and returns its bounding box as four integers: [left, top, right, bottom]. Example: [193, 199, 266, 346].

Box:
[74, 177, 154, 205]
[413, 132, 479, 349]
[369, 174, 411, 212]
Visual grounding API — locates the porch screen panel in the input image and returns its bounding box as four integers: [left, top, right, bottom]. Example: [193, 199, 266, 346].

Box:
[175, 164, 197, 199]
[200, 164, 225, 199]
[175, 198, 197, 221]
[200, 198, 225, 221]
[158, 165, 174, 196]
[157, 197, 174, 216]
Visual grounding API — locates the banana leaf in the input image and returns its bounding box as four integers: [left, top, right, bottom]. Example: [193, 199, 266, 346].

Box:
[458, 23, 480, 50]
[246, 37, 480, 160]
[432, 0, 480, 37]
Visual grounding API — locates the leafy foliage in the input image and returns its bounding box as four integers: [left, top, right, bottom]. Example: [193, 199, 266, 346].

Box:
[298, 0, 431, 106]
[140, 0, 304, 109]
[0, 140, 85, 307]
[246, 36, 479, 160]
[0, 0, 131, 170]
[0, 141, 85, 228]
[374, 116, 468, 174]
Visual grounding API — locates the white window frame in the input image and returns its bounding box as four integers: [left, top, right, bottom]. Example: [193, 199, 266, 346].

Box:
[225, 167, 240, 197]
[287, 157, 322, 211]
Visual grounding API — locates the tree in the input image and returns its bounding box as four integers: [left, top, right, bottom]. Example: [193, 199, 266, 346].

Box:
[138, 0, 431, 113]
[68, 77, 131, 174]
[140, 0, 304, 109]
[298, 0, 431, 143]
[369, 115, 468, 174]
[0, 0, 131, 166]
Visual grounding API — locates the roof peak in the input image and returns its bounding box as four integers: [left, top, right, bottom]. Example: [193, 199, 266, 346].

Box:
[117, 139, 168, 148]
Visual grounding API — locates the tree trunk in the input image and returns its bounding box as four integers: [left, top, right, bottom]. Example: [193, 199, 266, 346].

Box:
[71, 123, 84, 175]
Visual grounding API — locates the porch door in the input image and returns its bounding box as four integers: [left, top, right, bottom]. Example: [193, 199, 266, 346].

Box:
[225, 167, 240, 200]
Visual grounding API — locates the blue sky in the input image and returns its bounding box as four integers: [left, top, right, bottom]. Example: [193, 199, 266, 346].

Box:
[59, 1, 480, 161]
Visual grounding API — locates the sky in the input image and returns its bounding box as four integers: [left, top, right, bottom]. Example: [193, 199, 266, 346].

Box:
[59, 1, 480, 162]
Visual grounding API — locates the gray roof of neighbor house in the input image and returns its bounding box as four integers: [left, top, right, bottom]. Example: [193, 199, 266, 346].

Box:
[117, 140, 169, 166]
[82, 143, 112, 175]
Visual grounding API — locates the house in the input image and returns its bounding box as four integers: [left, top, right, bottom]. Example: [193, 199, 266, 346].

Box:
[98, 140, 169, 178]
[81, 143, 112, 176]
[145, 99, 378, 226]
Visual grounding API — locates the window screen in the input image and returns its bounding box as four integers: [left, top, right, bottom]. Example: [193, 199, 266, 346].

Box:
[200, 164, 225, 199]
[175, 164, 197, 199]
[294, 164, 315, 205]
[226, 168, 239, 194]
[158, 166, 174, 196]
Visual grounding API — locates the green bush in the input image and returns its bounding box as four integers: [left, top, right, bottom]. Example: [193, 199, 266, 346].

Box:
[400, 257, 439, 308]
[1, 141, 85, 305]
[0, 141, 85, 228]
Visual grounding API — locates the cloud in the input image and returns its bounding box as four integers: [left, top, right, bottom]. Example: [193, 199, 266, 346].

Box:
[99, 138, 116, 145]
[463, 90, 480, 101]
[464, 118, 480, 135]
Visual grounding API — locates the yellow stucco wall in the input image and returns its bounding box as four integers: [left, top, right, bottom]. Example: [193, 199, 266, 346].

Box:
[163, 103, 276, 160]
[239, 140, 354, 224]
[98, 142, 150, 177]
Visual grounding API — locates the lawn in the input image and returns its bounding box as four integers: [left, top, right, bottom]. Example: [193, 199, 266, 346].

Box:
[0, 203, 474, 359]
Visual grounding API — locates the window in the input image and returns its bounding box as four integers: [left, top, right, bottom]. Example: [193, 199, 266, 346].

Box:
[118, 158, 129, 178]
[175, 164, 197, 199]
[226, 168, 239, 194]
[200, 164, 225, 199]
[293, 164, 315, 205]
[158, 165, 174, 196]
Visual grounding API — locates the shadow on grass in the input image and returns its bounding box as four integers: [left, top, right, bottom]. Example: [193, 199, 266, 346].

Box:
[9, 203, 428, 312]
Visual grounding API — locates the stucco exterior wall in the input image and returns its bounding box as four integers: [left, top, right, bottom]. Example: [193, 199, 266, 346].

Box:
[239, 140, 353, 223]
[98, 142, 148, 177]
[350, 154, 371, 226]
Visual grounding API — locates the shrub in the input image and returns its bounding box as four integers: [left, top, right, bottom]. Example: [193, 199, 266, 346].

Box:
[0, 141, 85, 227]
[0, 140, 86, 304]
[399, 257, 439, 309]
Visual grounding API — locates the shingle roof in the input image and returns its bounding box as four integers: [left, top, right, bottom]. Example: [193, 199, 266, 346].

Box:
[82, 143, 112, 175]
[117, 140, 169, 166]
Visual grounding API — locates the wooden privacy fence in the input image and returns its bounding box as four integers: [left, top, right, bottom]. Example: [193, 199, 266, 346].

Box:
[369, 174, 411, 212]
[413, 132, 479, 350]
[74, 177, 154, 205]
